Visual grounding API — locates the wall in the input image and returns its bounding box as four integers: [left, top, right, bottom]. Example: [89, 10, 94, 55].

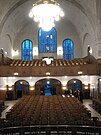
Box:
[13, 20, 82, 59]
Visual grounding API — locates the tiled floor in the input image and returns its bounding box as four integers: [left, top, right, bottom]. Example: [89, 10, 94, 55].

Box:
[1, 99, 101, 121]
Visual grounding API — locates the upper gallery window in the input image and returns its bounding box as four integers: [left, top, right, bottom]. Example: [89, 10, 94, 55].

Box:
[38, 28, 57, 53]
[21, 39, 33, 60]
[63, 39, 74, 60]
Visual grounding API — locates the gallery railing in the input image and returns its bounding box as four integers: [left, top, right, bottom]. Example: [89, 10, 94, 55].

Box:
[0, 124, 101, 135]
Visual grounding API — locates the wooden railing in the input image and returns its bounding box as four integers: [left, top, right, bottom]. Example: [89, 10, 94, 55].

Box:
[0, 124, 101, 135]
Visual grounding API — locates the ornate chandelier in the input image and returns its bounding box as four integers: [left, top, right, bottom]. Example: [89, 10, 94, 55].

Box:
[29, 0, 64, 31]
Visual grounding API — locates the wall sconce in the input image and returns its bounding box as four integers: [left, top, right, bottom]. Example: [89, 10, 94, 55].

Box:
[62, 82, 67, 86]
[46, 72, 50, 75]
[8, 88, 12, 91]
[12, 49, 19, 57]
[85, 86, 88, 89]
[57, 47, 63, 55]
[30, 77, 32, 79]
[78, 71, 83, 75]
[33, 47, 38, 56]
[62, 86, 67, 90]
[0, 87, 6, 90]
[14, 72, 19, 76]
[30, 87, 34, 91]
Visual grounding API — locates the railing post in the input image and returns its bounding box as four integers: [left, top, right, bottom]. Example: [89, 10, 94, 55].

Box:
[46, 127, 51, 135]
[72, 128, 77, 135]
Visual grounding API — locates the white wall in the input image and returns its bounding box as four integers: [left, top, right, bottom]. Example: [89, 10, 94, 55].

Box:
[0, 34, 12, 58]
[12, 20, 82, 59]
[0, 75, 99, 91]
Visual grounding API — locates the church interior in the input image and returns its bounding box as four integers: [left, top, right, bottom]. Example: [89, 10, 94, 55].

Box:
[0, 0, 101, 134]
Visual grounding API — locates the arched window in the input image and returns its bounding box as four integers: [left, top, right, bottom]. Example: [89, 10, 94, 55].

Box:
[38, 28, 57, 53]
[21, 39, 33, 60]
[63, 39, 74, 60]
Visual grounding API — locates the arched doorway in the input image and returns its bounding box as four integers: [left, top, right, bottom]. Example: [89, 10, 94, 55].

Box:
[14, 80, 29, 99]
[67, 79, 83, 102]
[35, 78, 62, 96]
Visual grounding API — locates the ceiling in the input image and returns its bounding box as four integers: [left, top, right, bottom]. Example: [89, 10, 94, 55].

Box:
[0, 0, 95, 33]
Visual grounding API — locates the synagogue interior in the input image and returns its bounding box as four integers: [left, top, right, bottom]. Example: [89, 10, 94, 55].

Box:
[0, 0, 101, 134]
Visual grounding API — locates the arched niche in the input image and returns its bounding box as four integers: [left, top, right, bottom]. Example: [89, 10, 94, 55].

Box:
[14, 80, 29, 99]
[67, 79, 83, 102]
[35, 78, 62, 96]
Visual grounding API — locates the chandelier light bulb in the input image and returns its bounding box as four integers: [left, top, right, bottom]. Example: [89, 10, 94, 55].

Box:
[34, 16, 39, 22]
[60, 10, 65, 17]
[29, 11, 33, 18]
[55, 16, 60, 21]
[29, 0, 64, 31]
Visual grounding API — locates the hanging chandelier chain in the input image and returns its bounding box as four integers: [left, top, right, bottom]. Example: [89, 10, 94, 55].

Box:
[33, 0, 59, 6]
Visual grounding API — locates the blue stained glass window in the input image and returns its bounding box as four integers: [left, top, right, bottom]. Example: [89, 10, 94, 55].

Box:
[38, 28, 57, 53]
[63, 39, 74, 60]
[21, 39, 33, 60]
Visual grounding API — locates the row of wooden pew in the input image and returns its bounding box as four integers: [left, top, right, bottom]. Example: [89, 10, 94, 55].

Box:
[10, 59, 87, 67]
[3, 95, 98, 127]
[0, 100, 4, 117]
[0, 96, 101, 134]
[92, 98, 101, 112]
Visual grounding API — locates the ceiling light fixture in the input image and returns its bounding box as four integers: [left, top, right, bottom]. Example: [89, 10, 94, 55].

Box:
[14, 72, 19, 76]
[46, 72, 51, 75]
[29, 0, 64, 31]
[78, 71, 83, 75]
